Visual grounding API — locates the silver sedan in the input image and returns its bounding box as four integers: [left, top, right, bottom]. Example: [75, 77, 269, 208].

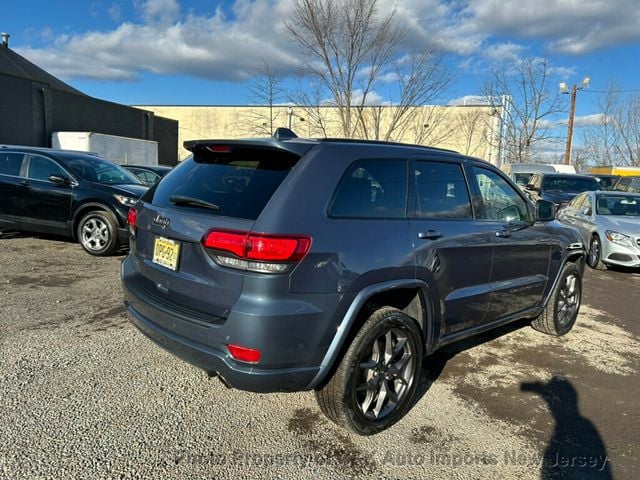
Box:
[557, 191, 640, 269]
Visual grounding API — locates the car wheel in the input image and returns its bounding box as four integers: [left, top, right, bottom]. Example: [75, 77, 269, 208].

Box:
[531, 262, 581, 336]
[315, 307, 423, 435]
[587, 235, 607, 270]
[77, 210, 119, 256]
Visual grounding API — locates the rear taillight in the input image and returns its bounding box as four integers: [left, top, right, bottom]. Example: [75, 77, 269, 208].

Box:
[227, 344, 261, 363]
[127, 208, 137, 235]
[201, 229, 312, 274]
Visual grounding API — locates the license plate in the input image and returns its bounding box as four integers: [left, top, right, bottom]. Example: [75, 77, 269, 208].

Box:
[153, 236, 180, 271]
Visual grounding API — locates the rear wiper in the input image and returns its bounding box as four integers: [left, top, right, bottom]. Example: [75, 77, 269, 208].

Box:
[169, 195, 220, 211]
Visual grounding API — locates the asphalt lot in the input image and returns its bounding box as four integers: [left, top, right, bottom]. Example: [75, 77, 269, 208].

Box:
[0, 232, 638, 479]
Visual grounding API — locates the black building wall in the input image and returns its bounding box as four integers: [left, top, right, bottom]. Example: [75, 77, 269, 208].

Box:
[0, 74, 178, 166]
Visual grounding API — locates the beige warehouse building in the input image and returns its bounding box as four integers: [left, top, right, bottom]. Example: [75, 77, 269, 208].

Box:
[134, 104, 503, 164]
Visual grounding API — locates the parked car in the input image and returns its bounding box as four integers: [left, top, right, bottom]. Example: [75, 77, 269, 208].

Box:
[123, 164, 172, 186]
[0, 145, 147, 255]
[558, 191, 640, 270]
[613, 176, 640, 194]
[589, 174, 620, 191]
[502, 163, 576, 187]
[524, 173, 600, 210]
[121, 132, 585, 435]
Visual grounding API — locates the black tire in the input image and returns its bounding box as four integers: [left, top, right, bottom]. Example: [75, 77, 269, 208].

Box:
[586, 234, 607, 270]
[531, 262, 581, 336]
[76, 210, 119, 256]
[315, 306, 423, 435]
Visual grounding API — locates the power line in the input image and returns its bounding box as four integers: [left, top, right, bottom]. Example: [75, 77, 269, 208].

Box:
[582, 88, 640, 93]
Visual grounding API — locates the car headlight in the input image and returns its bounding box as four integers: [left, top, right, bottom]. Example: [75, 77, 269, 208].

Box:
[114, 194, 138, 207]
[605, 230, 633, 247]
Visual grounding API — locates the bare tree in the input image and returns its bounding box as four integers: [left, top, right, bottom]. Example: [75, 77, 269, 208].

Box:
[286, 0, 451, 141]
[243, 61, 285, 136]
[581, 81, 640, 166]
[454, 108, 488, 156]
[483, 56, 566, 163]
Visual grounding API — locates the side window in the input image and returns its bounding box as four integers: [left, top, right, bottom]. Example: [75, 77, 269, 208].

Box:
[0, 152, 26, 177]
[413, 161, 472, 219]
[330, 159, 407, 218]
[569, 193, 585, 211]
[28, 155, 66, 182]
[472, 167, 529, 222]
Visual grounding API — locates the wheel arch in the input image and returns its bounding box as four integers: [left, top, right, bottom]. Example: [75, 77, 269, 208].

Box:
[307, 279, 434, 390]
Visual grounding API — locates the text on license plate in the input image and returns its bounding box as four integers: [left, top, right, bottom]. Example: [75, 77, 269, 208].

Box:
[153, 236, 180, 271]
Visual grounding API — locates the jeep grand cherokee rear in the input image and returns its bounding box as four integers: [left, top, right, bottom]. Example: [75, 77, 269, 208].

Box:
[122, 133, 585, 435]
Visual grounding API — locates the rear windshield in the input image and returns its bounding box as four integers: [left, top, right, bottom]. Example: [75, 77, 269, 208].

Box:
[542, 176, 599, 192]
[146, 146, 300, 220]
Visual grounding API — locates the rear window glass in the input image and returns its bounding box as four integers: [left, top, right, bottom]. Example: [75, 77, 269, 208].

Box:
[330, 159, 407, 218]
[0, 152, 25, 176]
[542, 176, 599, 192]
[146, 146, 300, 220]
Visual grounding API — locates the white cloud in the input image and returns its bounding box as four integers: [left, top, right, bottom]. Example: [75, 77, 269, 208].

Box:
[12, 0, 637, 88]
[15, 0, 299, 82]
[464, 0, 640, 54]
[447, 95, 491, 106]
[538, 113, 606, 129]
[484, 42, 524, 63]
[138, 0, 180, 24]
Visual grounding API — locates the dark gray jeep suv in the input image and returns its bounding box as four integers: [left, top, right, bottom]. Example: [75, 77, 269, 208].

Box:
[121, 133, 585, 435]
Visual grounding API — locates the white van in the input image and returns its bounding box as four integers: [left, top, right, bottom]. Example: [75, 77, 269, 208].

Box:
[502, 163, 577, 187]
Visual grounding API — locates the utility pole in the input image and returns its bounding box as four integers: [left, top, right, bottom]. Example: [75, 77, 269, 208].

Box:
[560, 76, 590, 165]
[564, 85, 577, 165]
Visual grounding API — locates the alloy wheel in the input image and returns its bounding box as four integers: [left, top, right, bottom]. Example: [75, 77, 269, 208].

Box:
[80, 217, 110, 252]
[557, 273, 580, 328]
[354, 328, 415, 420]
[589, 237, 600, 267]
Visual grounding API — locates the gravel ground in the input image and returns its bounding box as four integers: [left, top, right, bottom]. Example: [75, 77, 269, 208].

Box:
[0, 233, 638, 479]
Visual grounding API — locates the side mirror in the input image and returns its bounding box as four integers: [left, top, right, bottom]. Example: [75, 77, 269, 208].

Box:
[582, 207, 592, 216]
[536, 200, 556, 221]
[526, 184, 539, 192]
[48, 175, 69, 185]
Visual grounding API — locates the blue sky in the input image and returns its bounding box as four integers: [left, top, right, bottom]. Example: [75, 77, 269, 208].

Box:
[4, 0, 640, 130]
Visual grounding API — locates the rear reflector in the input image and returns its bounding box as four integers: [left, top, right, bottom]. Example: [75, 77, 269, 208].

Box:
[228, 344, 261, 363]
[202, 229, 311, 273]
[127, 208, 137, 235]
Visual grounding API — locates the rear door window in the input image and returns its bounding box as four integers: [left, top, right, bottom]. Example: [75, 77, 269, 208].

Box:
[412, 161, 472, 219]
[329, 159, 407, 218]
[0, 152, 26, 177]
[147, 146, 301, 220]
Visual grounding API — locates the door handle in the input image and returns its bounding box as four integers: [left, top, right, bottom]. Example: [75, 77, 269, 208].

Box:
[18, 180, 30, 187]
[495, 229, 512, 238]
[418, 230, 442, 240]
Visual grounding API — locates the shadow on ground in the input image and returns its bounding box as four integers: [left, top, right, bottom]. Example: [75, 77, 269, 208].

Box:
[411, 322, 612, 479]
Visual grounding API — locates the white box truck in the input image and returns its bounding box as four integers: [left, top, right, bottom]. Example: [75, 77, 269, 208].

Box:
[52, 132, 158, 166]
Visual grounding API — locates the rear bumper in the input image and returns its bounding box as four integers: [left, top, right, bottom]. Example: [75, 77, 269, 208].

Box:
[120, 254, 338, 393]
[125, 301, 319, 392]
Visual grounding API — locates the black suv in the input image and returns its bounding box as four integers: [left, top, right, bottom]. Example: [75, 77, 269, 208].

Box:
[121, 133, 585, 435]
[0, 145, 147, 255]
[524, 173, 600, 209]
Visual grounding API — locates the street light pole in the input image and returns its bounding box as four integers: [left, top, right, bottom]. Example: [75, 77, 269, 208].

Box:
[560, 76, 590, 165]
[564, 85, 577, 165]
